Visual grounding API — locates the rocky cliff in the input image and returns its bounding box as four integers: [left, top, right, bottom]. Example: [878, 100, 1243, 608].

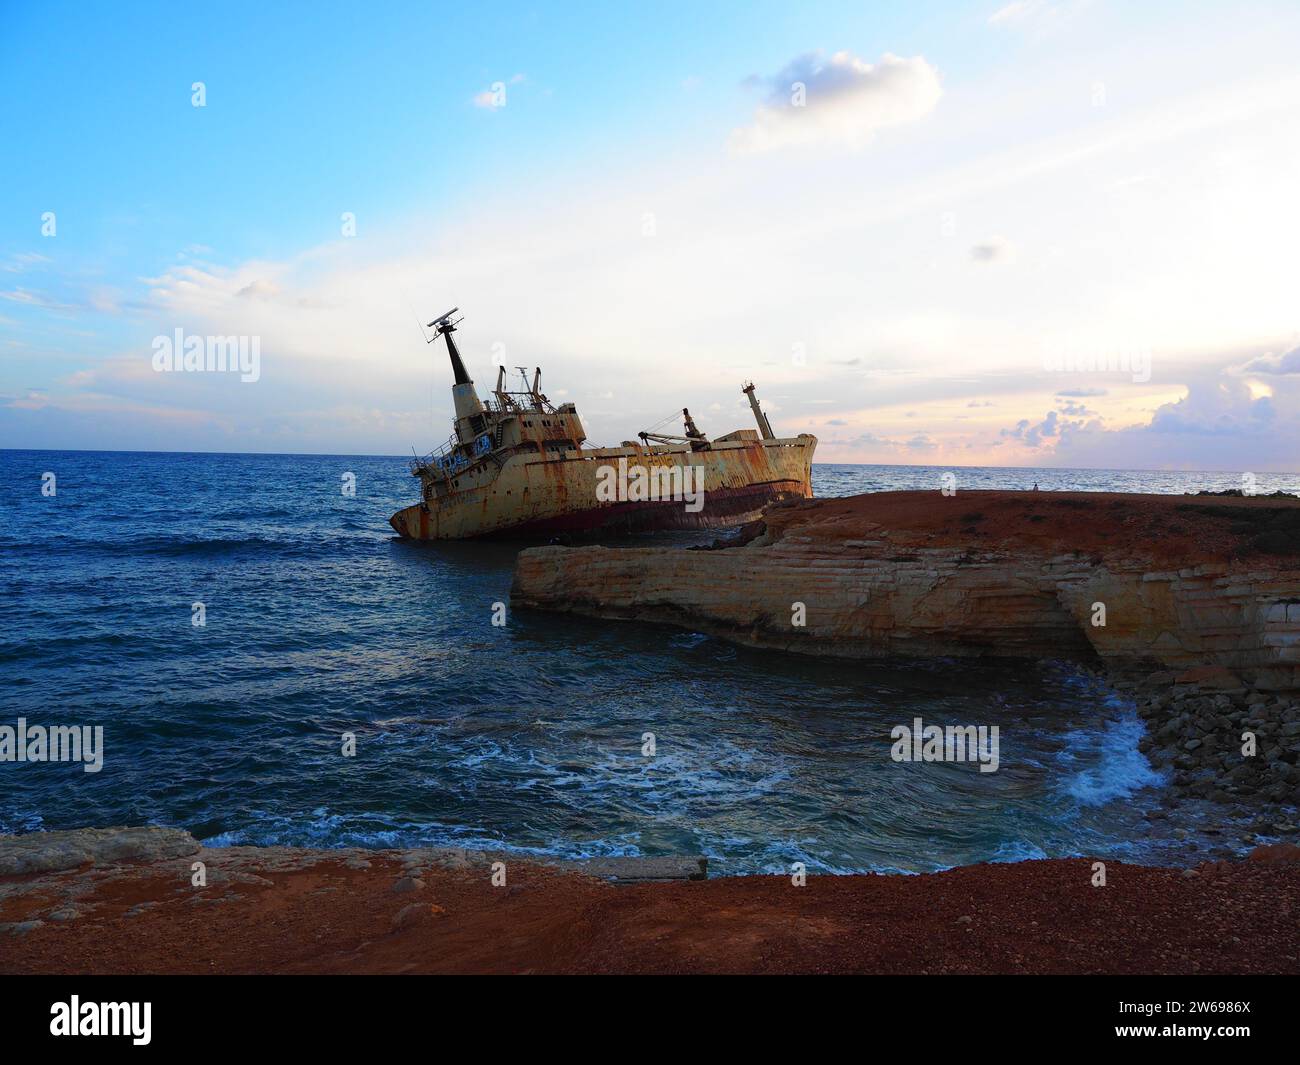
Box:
[512, 491, 1300, 690]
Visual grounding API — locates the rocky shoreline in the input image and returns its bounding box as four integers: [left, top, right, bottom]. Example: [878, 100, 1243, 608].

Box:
[1115, 667, 1299, 838]
[514, 491, 1300, 683]
[2, 827, 1297, 974]
[513, 490, 1300, 852]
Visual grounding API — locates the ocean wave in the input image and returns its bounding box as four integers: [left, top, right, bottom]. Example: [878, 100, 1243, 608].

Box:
[1057, 712, 1165, 807]
[200, 811, 647, 862]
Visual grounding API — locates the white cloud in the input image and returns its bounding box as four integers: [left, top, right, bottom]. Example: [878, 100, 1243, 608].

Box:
[970, 236, 1016, 264]
[1, 287, 55, 306]
[988, 1, 1048, 26]
[236, 279, 282, 301]
[1236, 344, 1300, 375]
[987, 1, 1088, 32]
[1005, 358, 1300, 471]
[0, 252, 51, 274]
[0, 287, 76, 312]
[730, 51, 941, 154]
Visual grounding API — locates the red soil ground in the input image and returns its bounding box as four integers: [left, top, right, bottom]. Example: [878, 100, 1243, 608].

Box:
[762, 490, 1300, 567]
[4, 850, 1298, 975]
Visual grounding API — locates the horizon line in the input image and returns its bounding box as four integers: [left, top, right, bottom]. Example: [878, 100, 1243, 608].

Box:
[0, 446, 1296, 478]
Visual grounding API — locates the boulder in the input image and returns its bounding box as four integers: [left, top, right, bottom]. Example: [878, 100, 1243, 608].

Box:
[1245, 843, 1300, 864]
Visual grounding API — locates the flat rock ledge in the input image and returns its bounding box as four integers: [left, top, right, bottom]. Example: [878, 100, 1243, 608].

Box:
[570, 856, 708, 882]
[0, 826, 200, 876]
[0, 827, 705, 885]
[511, 490, 1300, 689]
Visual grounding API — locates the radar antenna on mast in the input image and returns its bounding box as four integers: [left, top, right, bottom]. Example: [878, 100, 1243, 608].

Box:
[422, 305, 473, 386]
[425, 307, 464, 344]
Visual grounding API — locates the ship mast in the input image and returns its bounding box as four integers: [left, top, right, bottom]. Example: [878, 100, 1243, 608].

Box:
[426, 307, 486, 437]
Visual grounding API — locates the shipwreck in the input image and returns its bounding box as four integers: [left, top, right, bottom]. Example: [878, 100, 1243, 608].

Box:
[390, 309, 816, 539]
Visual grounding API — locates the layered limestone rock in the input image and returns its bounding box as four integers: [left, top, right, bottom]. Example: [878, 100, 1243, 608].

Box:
[512, 491, 1300, 690]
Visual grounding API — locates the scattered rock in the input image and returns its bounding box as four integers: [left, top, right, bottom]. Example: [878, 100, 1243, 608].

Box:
[1246, 843, 1300, 865]
[391, 902, 447, 931]
[392, 876, 425, 894]
[391, 903, 425, 930]
[568, 856, 709, 882]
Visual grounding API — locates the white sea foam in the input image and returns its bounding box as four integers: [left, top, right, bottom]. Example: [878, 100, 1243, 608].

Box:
[1059, 711, 1164, 807]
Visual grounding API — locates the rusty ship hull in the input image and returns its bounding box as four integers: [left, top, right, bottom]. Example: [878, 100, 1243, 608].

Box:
[390, 435, 814, 540]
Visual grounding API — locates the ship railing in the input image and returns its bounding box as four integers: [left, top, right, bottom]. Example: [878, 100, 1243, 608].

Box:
[410, 434, 461, 477]
[410, 430, 496, 478]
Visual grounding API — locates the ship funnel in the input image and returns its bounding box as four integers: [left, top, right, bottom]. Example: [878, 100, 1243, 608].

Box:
[742, 381, 775, 439]
[448, 335, 485, 421]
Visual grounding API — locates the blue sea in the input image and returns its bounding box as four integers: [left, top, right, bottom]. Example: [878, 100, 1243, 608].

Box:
[3, 451, 1296, 873]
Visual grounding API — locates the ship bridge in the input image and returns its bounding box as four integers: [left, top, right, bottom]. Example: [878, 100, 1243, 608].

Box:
[410, 310, 586, 488]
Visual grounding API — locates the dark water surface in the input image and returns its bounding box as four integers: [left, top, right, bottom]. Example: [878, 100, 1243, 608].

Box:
[3, 452, 1296, 872]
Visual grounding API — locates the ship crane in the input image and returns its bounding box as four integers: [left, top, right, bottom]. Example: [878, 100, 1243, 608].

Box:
[639, 408, 709, 450]
[742, 381, 776, 440]
[493, 365, 555, 413]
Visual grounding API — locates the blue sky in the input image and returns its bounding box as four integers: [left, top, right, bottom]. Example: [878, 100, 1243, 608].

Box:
[3, 0, 1299, 468]
[4, 2, 945, 268]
